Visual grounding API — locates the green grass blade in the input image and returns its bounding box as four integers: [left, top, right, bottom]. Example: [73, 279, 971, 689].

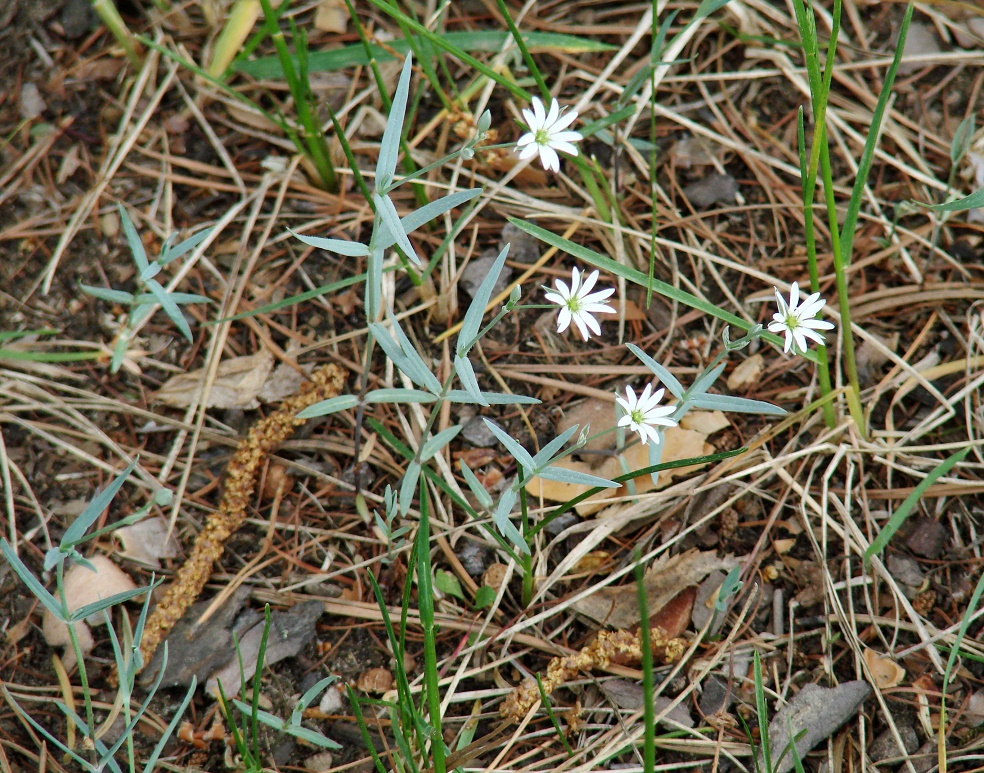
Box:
[865, 446, 970, 563]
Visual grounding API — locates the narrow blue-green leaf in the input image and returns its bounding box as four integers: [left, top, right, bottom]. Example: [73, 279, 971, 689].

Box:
[458, 245, 509, 355]
[1, 540, 63, 619]
[142, 676, 197, 773]
[648, 440, 665, 487]
[283, 725, 343, 749]
[161, 226, 215, 264]
[688, 363, 727, 400]
[165, 292, 211, 305]
[483, 419, 535, 474]
[80, 284, 134, 304]
[375, 193, 421, 265]
[420, 426, 462, 462]
[626, 343, 685, 398]
[146, 279, 194, 342]
[689, 394, 786, 415]
[118, 204, 150, 272]
[531, 425, 580, 471]
[62, 459, 137, 547]
[535, 466, 619, 488]
[399, 461, 421, 515]
[459, 460, 493, 510]
[368, 322, 413, 379]
[364, 388, 438, 404]
[387, 315, 443, 394]
[951, 114, 975, 165]
[367, 245, 383, 322]
[446, 390, 539, 405]
[926, 186, 984, 213]
[377, 54, 413, 188]
[289, 230, 371, 257]
[71, 585, 150, 621]
[493, 488, 529, 555]
[453, 354, 486, 406]
[865, 447, 971, 563]
[380, 189, 482, 251]
[297, 394, 360, 418]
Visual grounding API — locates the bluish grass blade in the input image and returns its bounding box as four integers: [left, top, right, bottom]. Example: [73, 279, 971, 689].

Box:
[377, 54, 413, 189]
[458, 245, 509, 355]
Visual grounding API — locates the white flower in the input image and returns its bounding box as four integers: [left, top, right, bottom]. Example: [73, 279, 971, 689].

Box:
[543, 267, 616, 340]
[516, 97, 582, 172]
[615, 384, 677, 446]
[767, 282, 835, 355]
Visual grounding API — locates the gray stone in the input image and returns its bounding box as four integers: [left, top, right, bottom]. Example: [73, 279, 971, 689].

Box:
[759, 681, 872, 773]
[460, 250, 513, 299]
[868, 724, 919, 764]
[499, 222, 541, 264]
[461, 415, 496, 447]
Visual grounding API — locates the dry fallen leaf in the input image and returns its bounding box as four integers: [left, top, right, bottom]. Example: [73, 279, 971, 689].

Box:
[572, 549, 739, 629]
[527, 417, 723, 515]
[42, 555, 138, 669]
[727, 354, 764, 391]
[114, 515, 181, 568]
[863, 649, 906, 689]
[152, 351, 274, 409]
[314, 0, 347, 32]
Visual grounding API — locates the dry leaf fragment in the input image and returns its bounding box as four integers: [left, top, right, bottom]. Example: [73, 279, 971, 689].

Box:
[114, 516, 181, 568]
[42, 555, 137, 670]
[727, 354, 764, 390]
[863, 649, 906, 689]
[572, 549, 739, 629]
[313, 0, 347, 32]
[153, 351, 275, 409]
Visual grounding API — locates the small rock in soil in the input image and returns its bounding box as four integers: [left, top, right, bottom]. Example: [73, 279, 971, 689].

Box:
[461, 415, 497, 447]
[904, 517, 946, 559]
[499, 222, 541, 264]
[460, 250, 513, 299]
[868, 724, 919, 764]
[682, 172, 738, 208]
[759, 681, 871, 773]
[457, 539, 491, 576]
[60, 0, 96, 38]
[698, 675, 733, 716]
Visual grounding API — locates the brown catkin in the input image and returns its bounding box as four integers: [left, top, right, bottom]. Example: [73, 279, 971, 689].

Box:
[138, 364, 345, 668]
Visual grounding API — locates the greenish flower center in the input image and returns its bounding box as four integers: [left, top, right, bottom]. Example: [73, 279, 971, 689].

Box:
[784, 312, 799, 330]
[566, 296, 582, 313]
[534, 128, 551, 145]
[630, 408, 646, 425]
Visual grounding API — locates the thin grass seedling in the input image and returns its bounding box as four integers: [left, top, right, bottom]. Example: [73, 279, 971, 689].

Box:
[864, 446, 970, 564]
[81, 204, 213, 373]
[634, 549, 656, 773]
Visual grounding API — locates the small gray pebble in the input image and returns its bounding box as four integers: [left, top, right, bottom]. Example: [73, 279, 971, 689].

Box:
[544, 513, 579, 536]
[460, 250, 513, 299]
[682, 172, 738, 208]
[499, 222, 541, 264]
[461, 416, 496, 447]
[698, 674, 733, 716]
[457, 540, 490, 576]
[869, 725, 919, 764]
[61, 0, 96, 39]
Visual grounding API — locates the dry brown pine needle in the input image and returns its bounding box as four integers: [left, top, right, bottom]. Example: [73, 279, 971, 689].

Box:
[500, 626, 687, 721]
[138, 364, 345, 668]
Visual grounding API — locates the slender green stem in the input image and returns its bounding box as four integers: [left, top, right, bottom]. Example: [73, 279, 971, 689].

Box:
[495, 0, 549, 99]
[818, 140, 866, 436]
[634, 550, 656, 773]
[519, 483, 533, 607]
[415, 489, 447, 773]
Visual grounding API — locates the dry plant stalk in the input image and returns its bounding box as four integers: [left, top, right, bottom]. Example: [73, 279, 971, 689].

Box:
[500, 626, 687, 721]
[138, 364, 345, 668]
